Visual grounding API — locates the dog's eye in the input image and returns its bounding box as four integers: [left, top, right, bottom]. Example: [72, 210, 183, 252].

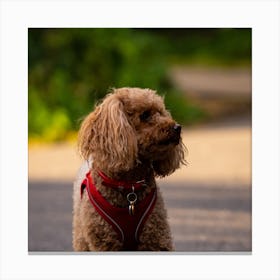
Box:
[140, 110, 151, 122]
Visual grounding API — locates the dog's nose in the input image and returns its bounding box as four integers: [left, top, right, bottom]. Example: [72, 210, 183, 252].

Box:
[173, 124, 181, 134]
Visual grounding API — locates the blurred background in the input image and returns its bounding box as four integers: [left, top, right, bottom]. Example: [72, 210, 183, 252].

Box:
[28, 28, 251, 252]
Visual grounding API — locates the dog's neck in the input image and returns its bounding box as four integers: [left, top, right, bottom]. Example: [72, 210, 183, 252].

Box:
[90, 161, 155, 207]
[116, 163, 154, 182]
[93, 160, 154, 182]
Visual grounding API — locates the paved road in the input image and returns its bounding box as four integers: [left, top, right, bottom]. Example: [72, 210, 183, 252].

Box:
[28, 180, 251, 252]
[28, 116, 251, 252]
[29, 181, 73, 252]
[170, 66, 251, 98]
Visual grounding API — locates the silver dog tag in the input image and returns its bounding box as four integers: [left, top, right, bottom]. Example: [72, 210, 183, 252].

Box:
[128, 204, 135, 216]
[127, 187, 137, 215]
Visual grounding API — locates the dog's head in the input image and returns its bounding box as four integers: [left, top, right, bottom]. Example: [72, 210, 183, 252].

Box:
[78, 87, 186, 176]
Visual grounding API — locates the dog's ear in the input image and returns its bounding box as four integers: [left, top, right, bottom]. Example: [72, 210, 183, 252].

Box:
[153, 143, 187, 177]
[78, 94, 138, 173]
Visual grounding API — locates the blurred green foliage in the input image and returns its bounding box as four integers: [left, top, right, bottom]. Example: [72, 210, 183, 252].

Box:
[149, 28, 251, 66]
[28, 28, 251, 141]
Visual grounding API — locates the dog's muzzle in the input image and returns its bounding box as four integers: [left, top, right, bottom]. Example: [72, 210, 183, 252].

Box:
[159, 123, 181, 145]
[171, 123, 181, 144]
[173, 123, 181, 135]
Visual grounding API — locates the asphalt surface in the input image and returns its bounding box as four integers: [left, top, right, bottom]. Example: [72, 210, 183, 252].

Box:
[28, 179, 251, 252]
[28, 181, 73, 252]
[170, 66, 251, 98]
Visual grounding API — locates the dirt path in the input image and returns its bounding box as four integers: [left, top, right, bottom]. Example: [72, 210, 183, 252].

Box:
[29, 117, 251, 184]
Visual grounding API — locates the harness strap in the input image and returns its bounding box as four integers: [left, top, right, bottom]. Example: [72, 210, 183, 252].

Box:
[81, 172, 157, 250]
[97, 170, 145, 192]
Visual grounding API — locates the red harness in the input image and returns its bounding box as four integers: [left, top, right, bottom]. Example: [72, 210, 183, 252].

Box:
[81, 171, 157, 250]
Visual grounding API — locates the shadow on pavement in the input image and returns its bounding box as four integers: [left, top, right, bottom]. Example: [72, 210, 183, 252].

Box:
[160, 181, 251, 252]
[29, 179, 251, 252]
[28, 181, 73, 252]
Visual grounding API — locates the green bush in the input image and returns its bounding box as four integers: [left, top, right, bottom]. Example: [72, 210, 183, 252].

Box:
[164, 91, 207, 125]
[28, 28, 250, 141]
[29, 29, 170, 140]
[146, 28, 251, 66]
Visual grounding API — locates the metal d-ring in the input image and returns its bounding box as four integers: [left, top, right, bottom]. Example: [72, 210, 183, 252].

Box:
[127, 187, 137, 215]
[127, 192, 137, 204]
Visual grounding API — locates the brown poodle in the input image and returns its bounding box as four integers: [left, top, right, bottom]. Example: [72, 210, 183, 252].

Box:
[73, 87, 186, 251]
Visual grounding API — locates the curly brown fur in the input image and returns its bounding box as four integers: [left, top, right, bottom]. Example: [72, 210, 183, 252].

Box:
[73, 87, 186, 251]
